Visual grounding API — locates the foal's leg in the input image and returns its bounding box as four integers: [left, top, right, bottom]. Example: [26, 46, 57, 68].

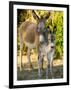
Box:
[46, 58, 54, 79]
[38, 58, 43, 78]
[46, 58, 49, 79]
[49, 59, 54, 78]
[46, 53, 50, 79]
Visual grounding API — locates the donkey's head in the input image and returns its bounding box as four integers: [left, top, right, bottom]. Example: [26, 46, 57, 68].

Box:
[47, 26, 56, 49]
[32, 10, 50, 44]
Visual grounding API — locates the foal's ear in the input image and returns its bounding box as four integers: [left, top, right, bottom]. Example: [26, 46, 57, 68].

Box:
[53, 26, 57, 33]
[32, 10, 40, 20]
[47, 26, 50, 32]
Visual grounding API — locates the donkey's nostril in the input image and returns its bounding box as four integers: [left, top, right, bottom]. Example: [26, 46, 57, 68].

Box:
[51, 43, 54, 48]
[51, 46, 54, 48]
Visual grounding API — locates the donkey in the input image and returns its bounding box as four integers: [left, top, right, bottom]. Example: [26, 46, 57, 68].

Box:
[18, 10, 50, 72]
[38, 26, 56, 79]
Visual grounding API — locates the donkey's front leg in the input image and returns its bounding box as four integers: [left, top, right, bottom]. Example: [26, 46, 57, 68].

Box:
[38, 58, 43, 79]
[19, 33, 24, 71]
[38, 51, 43, 79]
[46, 53, 50, 79]
[46, 58, 53, 79]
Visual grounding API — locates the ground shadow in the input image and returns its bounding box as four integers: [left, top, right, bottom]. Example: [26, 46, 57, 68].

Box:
[17, 61, 63, 80]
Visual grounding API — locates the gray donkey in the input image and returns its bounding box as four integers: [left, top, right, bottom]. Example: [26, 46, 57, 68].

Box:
[38, 26, 56, 79]
[19, 10, 56, 79]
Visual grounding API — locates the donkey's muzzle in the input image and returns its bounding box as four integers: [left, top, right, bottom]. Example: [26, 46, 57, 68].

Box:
[39, 34, 45, 44]
[51, 43, 54, 49]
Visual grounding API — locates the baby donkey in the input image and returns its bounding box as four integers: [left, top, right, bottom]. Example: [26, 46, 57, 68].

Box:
[38, 26, 56, 79]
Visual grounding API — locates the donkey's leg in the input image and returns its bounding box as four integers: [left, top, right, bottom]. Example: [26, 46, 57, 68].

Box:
[19, 49, 23, 71]
[19, 43, 23, 71]
[50, 59, 54, 78]
[27, 48, 34, 79]
[41, 58, 44, 71]
[38, 50, 43, 79]
[46, 59, 49, 79]
[27, 48, 33, 69]
[19, 32, 24, 71]
[46, 54, 50, 79]
[38, 58, 42, 79]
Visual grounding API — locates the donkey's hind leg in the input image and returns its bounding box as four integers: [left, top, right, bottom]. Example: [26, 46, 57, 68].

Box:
[19, 42, 23, 71]
[27, 48, 33, 69]
[46, 60, 49, 79]
[19, 33, 24, 71]
[27, 48, 35, 79]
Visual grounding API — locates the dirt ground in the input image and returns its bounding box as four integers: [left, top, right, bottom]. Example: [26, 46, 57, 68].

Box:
[17, 51, 63, 80]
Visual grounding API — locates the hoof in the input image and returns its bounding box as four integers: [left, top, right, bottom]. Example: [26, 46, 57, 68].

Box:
[46, 76, 48, 79]
[52, 77, 54, 79]
[38, 75, 42, 79]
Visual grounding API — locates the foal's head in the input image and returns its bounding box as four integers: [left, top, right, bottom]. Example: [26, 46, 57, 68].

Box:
[47, 26, 56, 49]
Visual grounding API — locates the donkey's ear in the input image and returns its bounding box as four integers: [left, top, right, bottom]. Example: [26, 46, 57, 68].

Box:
[53, 26, 57, 33]
[47, 26, 50, 32]
[32, 10, 40, 20]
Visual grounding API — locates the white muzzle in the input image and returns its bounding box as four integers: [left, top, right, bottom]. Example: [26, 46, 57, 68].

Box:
[39, 34, 44, 43]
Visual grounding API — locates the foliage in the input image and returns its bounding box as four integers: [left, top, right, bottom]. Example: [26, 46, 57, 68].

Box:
[53, 11, 63, 58]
